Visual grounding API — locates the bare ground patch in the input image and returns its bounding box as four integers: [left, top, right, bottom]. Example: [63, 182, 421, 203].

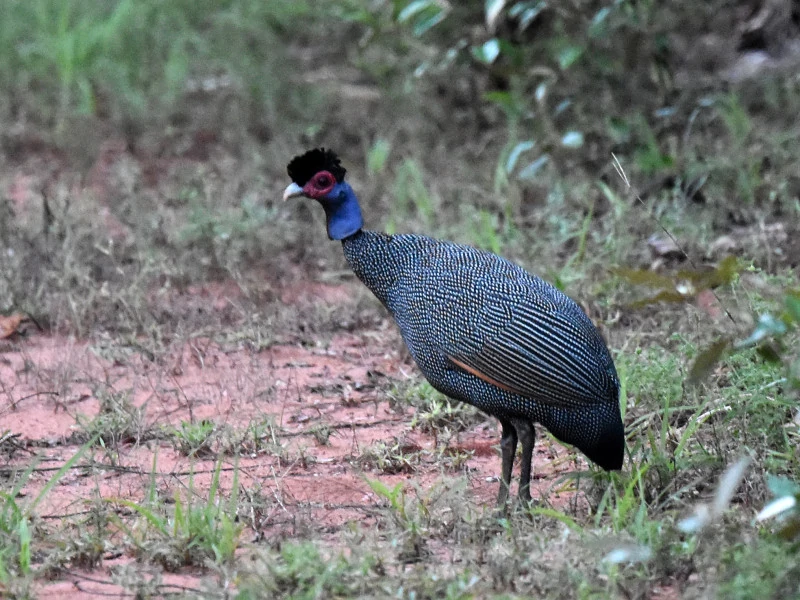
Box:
[1, 282, 587, 595]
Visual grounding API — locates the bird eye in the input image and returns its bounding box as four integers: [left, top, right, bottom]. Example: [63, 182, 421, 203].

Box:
[316, 174, 332, 188]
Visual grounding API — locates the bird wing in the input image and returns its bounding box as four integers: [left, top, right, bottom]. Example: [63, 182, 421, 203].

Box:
[447, 296, 617, 409]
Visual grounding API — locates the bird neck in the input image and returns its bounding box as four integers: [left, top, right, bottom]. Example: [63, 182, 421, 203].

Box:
[321, 183, 364, 241]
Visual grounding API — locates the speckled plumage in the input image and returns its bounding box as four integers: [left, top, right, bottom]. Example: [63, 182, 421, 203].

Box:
[284, 149, 624, 504]
[343, 230, 623, 464]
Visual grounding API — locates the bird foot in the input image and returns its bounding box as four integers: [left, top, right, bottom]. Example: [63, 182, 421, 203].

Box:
[495, 487, 534, 513]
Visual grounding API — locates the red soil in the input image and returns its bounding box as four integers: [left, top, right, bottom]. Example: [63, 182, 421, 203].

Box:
[1, 281, 585, 597]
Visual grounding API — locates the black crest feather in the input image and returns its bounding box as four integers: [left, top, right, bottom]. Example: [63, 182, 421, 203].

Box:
[287, 148, 346, 186]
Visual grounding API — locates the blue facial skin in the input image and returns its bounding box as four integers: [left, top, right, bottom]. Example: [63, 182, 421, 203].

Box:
[318, 182, 364, 241]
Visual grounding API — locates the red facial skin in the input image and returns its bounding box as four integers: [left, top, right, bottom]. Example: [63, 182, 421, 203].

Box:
[303, 170, 337, 199]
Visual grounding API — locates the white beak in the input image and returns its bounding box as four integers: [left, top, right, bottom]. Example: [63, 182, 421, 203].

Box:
[282, 182, 304, 201]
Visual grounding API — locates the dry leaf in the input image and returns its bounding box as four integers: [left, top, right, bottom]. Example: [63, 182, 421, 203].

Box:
[688, 338, 731, 385]
[709, 235, 737, 254]
[647, 233, 683, 259]
[696, 289, 722, 318]
[0, 313, 27, 339]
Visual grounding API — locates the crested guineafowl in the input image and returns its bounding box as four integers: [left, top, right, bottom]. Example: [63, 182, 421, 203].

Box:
[283, 148, 624, 505]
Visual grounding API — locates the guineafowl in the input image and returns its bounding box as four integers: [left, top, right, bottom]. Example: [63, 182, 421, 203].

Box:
[283, 148, 624, 505]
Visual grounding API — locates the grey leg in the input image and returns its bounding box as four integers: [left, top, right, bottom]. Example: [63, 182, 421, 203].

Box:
[512, 419, 536, 504]
[497, 419, 518, 507]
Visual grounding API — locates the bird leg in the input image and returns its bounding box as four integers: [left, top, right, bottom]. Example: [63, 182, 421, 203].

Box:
[497, 419, 518, 507]
[512, 419, 536, 504]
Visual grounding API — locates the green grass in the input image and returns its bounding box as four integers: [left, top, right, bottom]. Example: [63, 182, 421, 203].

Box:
[396, 380, 484, 436]
[77, 389, 146, 450]
[0, 0, 317, 135]
[237, 541, 376, 599]
[110, 458, 242, 571]
[169, 420, 218, 458]
[0, 437, 98, 595]
[2, 1, 800, 598]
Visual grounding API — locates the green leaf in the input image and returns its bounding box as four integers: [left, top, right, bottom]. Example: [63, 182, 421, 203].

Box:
[484, 90, 520, 116]
[506, 141, 535, 173]
[517, 155, 549, 180]
[107, 498, 169, 536]
[629, 290, 693, 308]
[615, 257, 740, 306]
[561, 131, 584, 148]
[471, 38, 501, 64]
[756, 341, 783, 363]
[767, 474, 800, 498]
[397, 1, 448, 37]
[688, 339, 731, 385]
[694, 255, 739, 288]
[735, 313, 787, 349]
[397, 0, 428, 21]
[508, 1, 546, 31]
[534, 82, 547, 103]
[607, 117, 631, 144]
[589, 7, 612, 37]
[485, 0, 507, 32]
[785, 293, 800, 324]
[679, 458, 750, 533]
[557, 45, 583, 70]
[603, 544, 653, 564]
[711, 457, 750, 517]
[611, 268, 675, 290]
[18, 518, 31, 575]
[413, 10, 447, 36]
[365, 476, 398, 501]
[528, 507, 582, 531]
[756, 496, 797, 522]
[777, 517, 800, 540]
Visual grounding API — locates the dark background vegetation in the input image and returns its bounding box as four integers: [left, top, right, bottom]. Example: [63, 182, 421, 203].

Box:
[2, 0, 800, 597]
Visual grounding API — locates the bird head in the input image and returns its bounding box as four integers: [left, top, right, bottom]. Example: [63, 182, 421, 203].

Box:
[283, 148, 348, 202]
[283, 148, 363, 240]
